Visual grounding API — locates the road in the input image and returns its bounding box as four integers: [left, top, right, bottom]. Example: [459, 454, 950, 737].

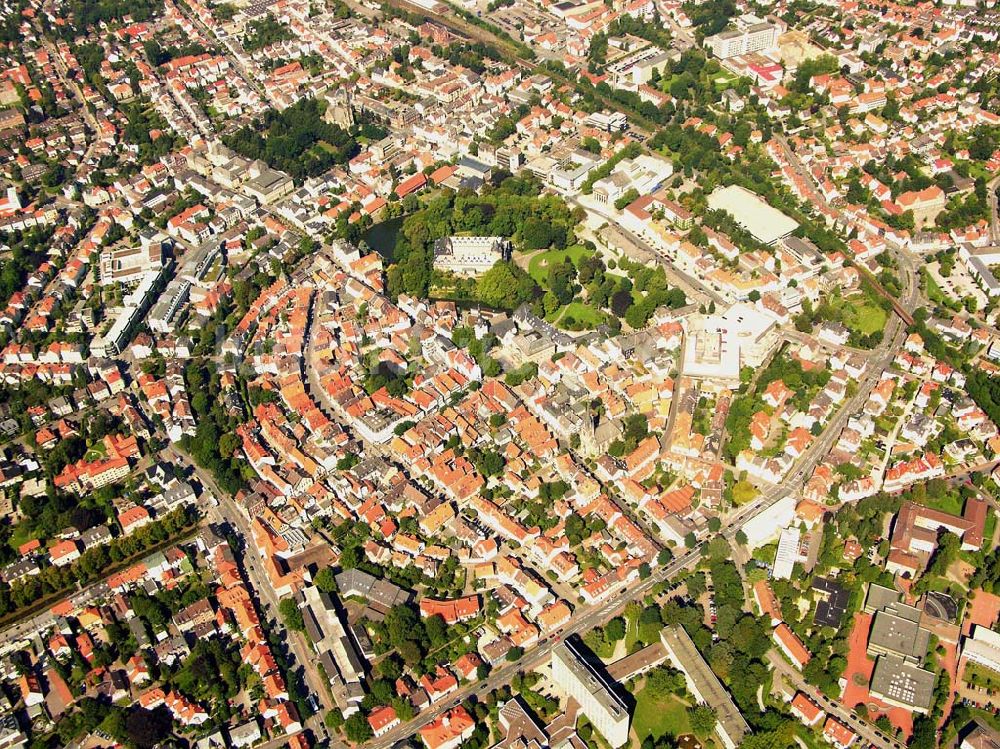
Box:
[164, 447, 335, 747]
[772, 135, 915, 325]
[989, 174, 1000, 244]
[40, 38, 99, 132]
[768, 652, 905, 749]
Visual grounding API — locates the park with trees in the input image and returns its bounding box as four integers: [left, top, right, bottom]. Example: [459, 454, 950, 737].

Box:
[224, 97, 372, 183]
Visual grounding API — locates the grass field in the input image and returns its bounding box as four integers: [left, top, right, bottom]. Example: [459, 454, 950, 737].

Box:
[526, 245, 593, 285]
[8, 523, 36, 552]
[623, 607, 641, 652]
[83, 441, 108, 462]
[713, 72, 739, 90]
[917, 486, 965, 517]
[549, 301, 605, 330]
[633, 688, 691, 742]
[845, 300, 887, 335]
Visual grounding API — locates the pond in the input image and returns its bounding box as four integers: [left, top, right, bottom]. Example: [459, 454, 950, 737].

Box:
[363, 216, 405, 262]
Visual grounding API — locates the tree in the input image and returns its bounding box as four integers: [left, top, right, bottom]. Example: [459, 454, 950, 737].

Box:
[476, 262, 537, 309]
[684, 532, 697, 548]
[125, 706, 172, 749]
[398, 639, 423, 667]
[688, 705, 717, 737]
[315, 567, 337, 593]
[543, 290, 561, 316]
[606, 617, 626, 642]
[507, 646, 524, 661]
[547, 258, 577, 305]
[377, 655, 404, 681]
[279, 598, 305, 632]
[910, 715, 936, 749]
[639, 562, 652, 579]
[657, 548, 672, 565]
[344, 712, 374, 742]
[611, 289, 633, 317]
[644, 665, 684, 698]
[521, 218, 553, 249]
[393, 697, 416, 722]
[424, 614, 449, 647]
[708, 517, 722, 533]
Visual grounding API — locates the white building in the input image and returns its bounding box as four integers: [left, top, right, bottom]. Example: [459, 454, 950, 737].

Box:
[593, 155, 673, 205]
[551, 641, 630, 748]
[961, 625, 1000, 674]
[707, 185, 799, 245]
[706, 15, 781, 59]
[772, 526, 801, 580]
[682, 303, 780, 382]
[432, 236, 510, 276]
[99, 232, 169, 285]
[741, 494, 796, 548]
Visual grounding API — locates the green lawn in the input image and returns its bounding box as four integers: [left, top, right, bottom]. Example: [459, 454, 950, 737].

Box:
[713, 73, 739, 91]
[550, 301, 605, 330]
[633, 689, 691, 742]
[623, 608, 641, 652]
[526, 245, 593, 285]
[845, 301, 887, 336]
[918, 488, 965, 517]
[8, 523, 37, 552]
[84, 441, 108, 462]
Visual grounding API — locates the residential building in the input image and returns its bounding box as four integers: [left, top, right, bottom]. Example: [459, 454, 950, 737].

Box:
[550, 640, 630, 748]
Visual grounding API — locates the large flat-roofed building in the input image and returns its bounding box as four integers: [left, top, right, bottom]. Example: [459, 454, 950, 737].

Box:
[869, 653, 935, 713]
[242, 160, 294, 205]
[100, 234, 169, 285]
[861, 583, 935, 713]
[550, 640, 630, 748]
[772, 526, 801, 580]
[741, 494, 795, 548]
[300, 586, 366, 715]
[432, 236, 510, 276]
[705, 15, 781, 59]
[707, 185, 799, 245]
[868, 602, 929, 661]
[682, 302, 780, 382]
[661, 626, 749, 749]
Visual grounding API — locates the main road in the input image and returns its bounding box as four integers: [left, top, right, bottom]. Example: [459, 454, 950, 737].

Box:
[164, 447, 337, 747]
